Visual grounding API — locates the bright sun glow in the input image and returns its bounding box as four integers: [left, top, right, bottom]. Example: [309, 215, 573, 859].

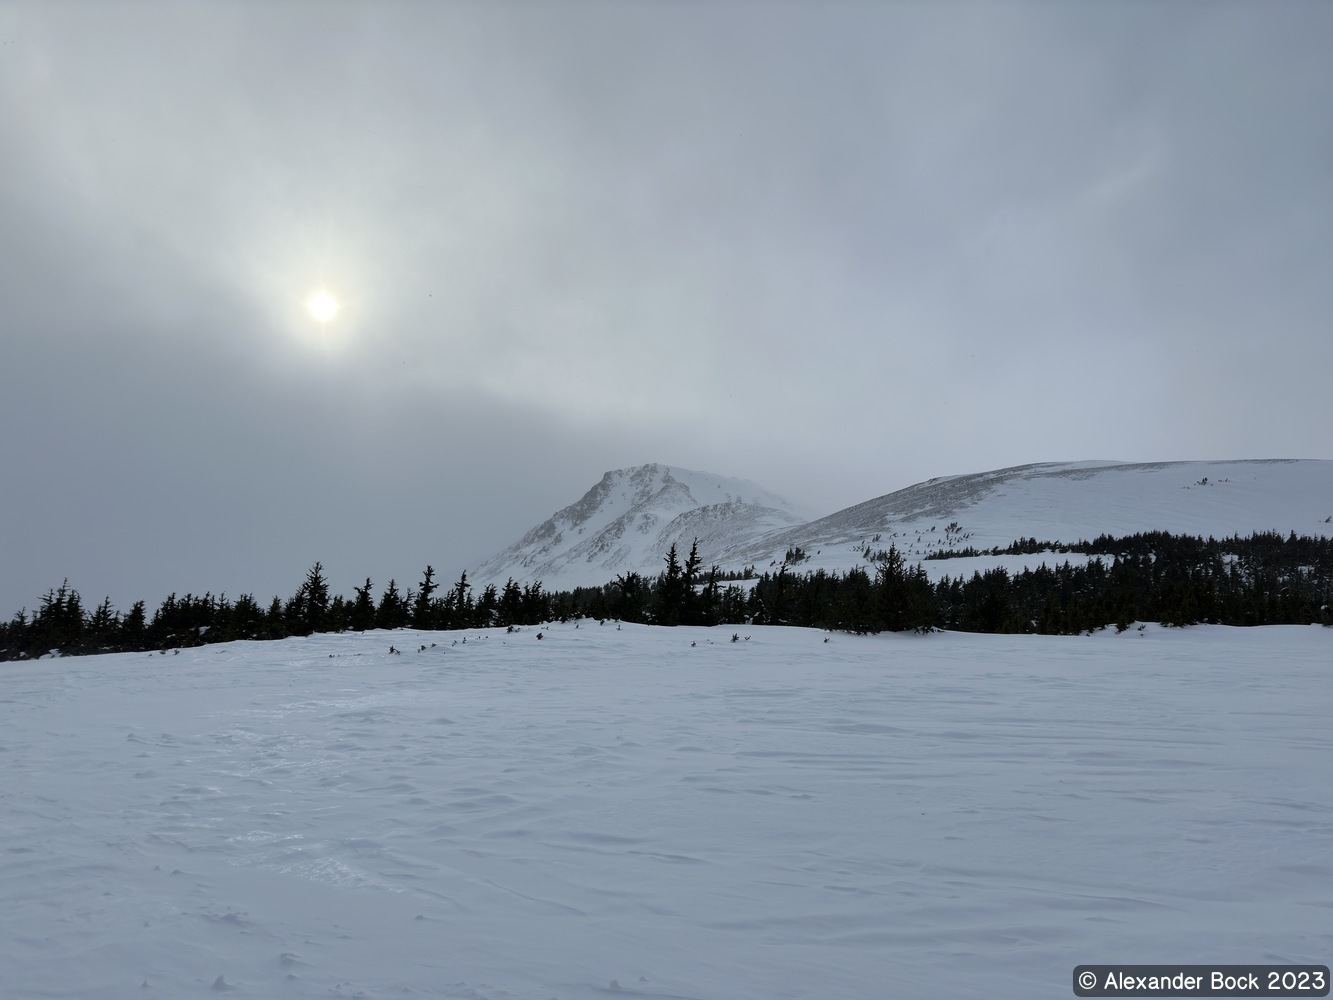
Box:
[307, 290, 339, 323]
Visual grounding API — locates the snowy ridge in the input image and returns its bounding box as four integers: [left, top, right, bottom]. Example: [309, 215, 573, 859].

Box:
[477, 459, 1333, 590]
[472, 463, 814, 590]
[723, 459, 1333, 577]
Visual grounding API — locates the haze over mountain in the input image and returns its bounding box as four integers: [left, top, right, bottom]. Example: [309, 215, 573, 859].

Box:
[476, 459, 1333, 590]
[6, 2, 1332, 636]
[472, 463, 816, 591]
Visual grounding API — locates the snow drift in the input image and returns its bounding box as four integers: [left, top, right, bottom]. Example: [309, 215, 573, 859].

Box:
[2, 622, 1329, 998]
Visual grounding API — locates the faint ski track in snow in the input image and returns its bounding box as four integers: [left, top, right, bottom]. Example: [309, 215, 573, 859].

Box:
[0, 622, 1329, 998]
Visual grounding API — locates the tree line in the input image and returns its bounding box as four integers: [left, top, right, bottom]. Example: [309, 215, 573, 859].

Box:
[1, 532, 1329, 661]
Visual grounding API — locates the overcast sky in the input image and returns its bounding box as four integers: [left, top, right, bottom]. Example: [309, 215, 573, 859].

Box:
[2, 1, 1331, 616]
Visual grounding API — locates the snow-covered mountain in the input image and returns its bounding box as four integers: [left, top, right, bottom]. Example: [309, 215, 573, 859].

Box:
[476, 459, 1333, 590]
[726, 458, 1333, 576]
[471, 463, 816, 590]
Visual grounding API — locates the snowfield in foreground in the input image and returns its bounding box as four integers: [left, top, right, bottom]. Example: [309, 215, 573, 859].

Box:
[2, 623, 1329, 999]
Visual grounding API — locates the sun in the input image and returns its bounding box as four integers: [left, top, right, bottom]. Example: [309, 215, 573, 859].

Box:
[306, 290, 339, 323]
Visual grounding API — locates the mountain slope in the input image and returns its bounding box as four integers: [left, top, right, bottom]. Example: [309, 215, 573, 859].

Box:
[472, 463, 816, 590]
[722, 459, 1333, 575]
[476, 459, 1333, 590]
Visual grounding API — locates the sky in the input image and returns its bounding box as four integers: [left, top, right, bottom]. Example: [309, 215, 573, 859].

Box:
[2, 1, 1331, 617]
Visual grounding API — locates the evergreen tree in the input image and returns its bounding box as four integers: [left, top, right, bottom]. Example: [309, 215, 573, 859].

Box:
[474, 584, 499, 627]
[351, 578, 376, 631]
[87, 597, 119, 651]
[413, 566, 438, 629]
[229, 594, 264, 640]
[498, 578, 524, 626]
[32, 580, 85, 654]
[1, 607, 28, 658]
[377, 579, 408, 629]
[284, 589, 308, 633]
[681, 539, 705, 624]
[613, 571, 648, 622]
[521, 580, 548, 622]
[265, 596, 284, 639]
[719, 582, 748, 624]
[696, 564, 721, 626]
[328, 594, 349, 631]
[450, 571, 472, 627]
[834, 566, 876, 633]
[302, 562, 331, 633]
[120, 600, 148, 650]
[654, 543, 686, 625]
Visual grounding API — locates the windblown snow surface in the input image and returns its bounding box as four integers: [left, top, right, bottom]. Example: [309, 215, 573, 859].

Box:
[2, 622, 1329, 999]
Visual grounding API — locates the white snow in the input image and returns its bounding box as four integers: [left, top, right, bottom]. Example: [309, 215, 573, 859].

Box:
[472, 460, 1333, 595]
[472, 463, 815, 592]
[734, 459, 1333, 585]
[3, 622, 1329, 998]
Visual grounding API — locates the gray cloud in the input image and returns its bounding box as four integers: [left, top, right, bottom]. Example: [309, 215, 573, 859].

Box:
[2, 1, 1330, 615]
